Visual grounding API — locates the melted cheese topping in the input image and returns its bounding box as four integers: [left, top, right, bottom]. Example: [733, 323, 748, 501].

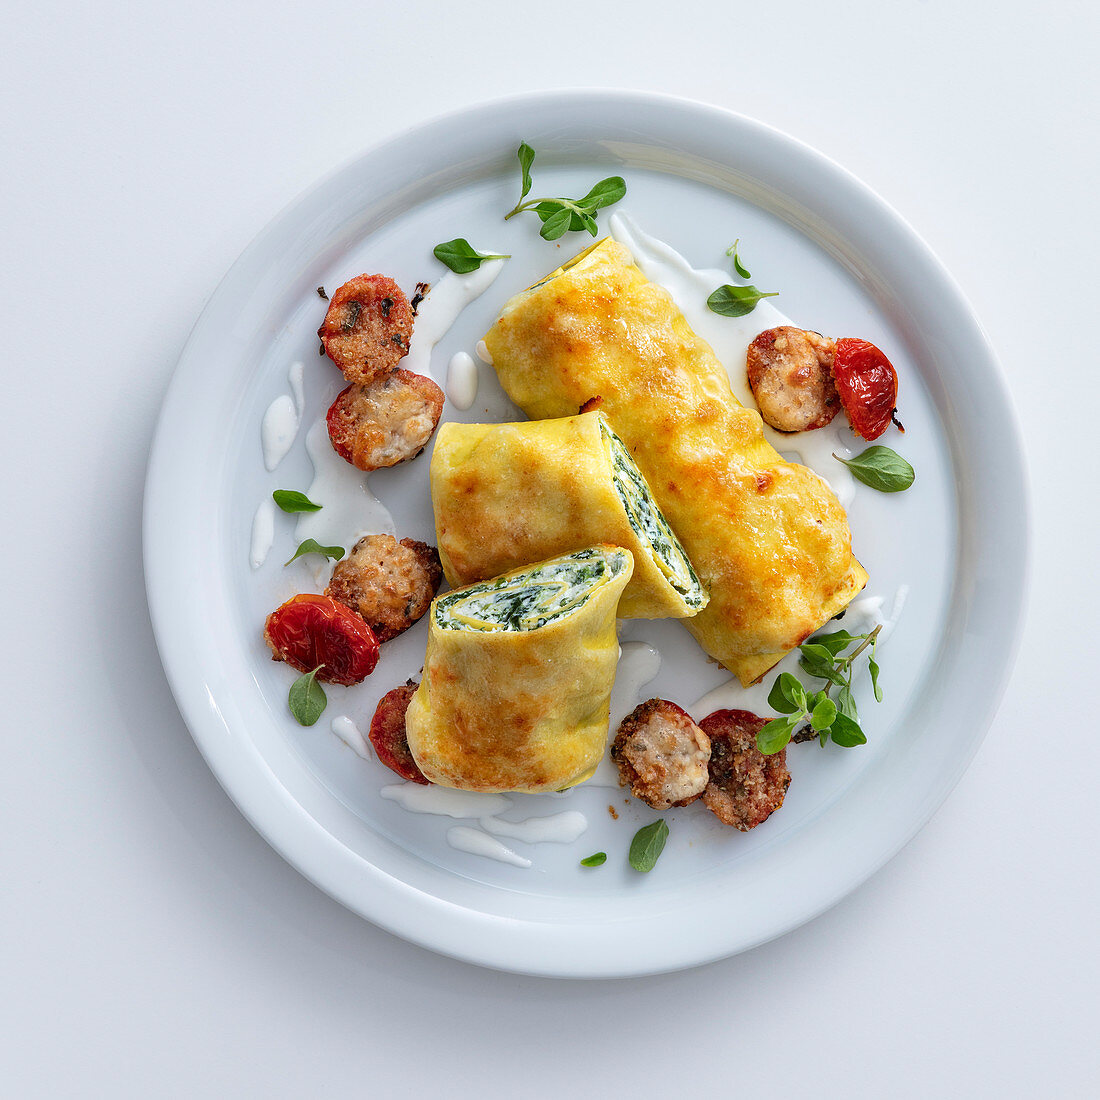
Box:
[435, 547, 630, 633]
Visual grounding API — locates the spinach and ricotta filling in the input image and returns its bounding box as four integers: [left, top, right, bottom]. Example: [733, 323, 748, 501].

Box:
[436, 547, 630, 633]
[599, 418, 706, 609]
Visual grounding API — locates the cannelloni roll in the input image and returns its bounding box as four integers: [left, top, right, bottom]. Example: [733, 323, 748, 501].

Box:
[483, 239, 868, 685]
[405, 546, 633, 793]
[430, 411, 706, 619]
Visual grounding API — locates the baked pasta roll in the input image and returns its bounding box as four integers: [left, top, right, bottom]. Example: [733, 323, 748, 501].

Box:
[483, 239, 868, 685]
[405, 546, 633, 793]
[430, 410, 706, 620]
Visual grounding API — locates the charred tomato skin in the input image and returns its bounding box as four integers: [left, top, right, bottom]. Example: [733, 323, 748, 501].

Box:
[832, 338, 899, 441]
[264, 593, 379, 686]
[369, 682, 429, 784]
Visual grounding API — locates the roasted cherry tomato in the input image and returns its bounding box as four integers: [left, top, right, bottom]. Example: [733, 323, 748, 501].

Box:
[368, 682, 429, 784]
[832, 338, 900, 441]
[263, 593, 379, 686]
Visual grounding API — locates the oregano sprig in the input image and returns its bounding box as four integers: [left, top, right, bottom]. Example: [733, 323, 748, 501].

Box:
[707, 284, 779, 318]
[726, 239, 752, 279]
[757, 625, 884, 754]
[833, 446, 915, 493]
[433, 238, 510, 274]
[284, 539, 344, 566]
[288, 666, 327, 726]
[504, 142, 626, 240]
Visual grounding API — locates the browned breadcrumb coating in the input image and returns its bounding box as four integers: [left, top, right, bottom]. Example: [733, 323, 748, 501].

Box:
[698, 709, 791, 830]
[326, 368, 445, 472]
[747, 326, 840, 433]
[326, 535, 443, 643]
[610, 698, 711, 810]
[318, 274, 414, 384]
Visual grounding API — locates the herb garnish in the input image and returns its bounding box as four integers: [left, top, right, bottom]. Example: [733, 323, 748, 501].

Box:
[288, 666, 326, 726]
[628, 819, 669, 872]
[433, 238, 511, 274]
[833, 446, 915, 493]
[504, 142, 626, 240]
[316, 286, 328, 300]
[757, 625, 883, 754]
[706, 284, 779, 318]
[272, 489, 322, 513]
[284, 539, 344, 566]
[726, 239, 752, 279]
[580, 852, 607, 867]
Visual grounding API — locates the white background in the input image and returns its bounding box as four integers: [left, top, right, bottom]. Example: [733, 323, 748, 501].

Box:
[3, 1, 1097, 1096]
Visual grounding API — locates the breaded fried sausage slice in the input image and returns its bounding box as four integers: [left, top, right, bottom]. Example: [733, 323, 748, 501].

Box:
[746, 326, 840, 433]
[326, 534, 443, 643]
[611, 699, 711, 810]
[698, 709, 791, 830]
[326, 369, 445, 471]
[319, 274, 414, 384]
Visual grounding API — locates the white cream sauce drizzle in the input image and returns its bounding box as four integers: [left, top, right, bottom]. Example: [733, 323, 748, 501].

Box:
[687, 584, 910, 721]
[403, 261, 505, 386]
[446, 827, 531, 868]
[260, 362, 306, 472]
[249, 498, 275, 570]
[609, 213, 858, 508]
[380, 784, 513, 818]
[589, 641, 663, 788]
[475, 339, 493, 365]
[331, 715, 371, 760]
[479, 811, 587, 844]
[293, 419, 395, 585]
[446, 351, 479, 410]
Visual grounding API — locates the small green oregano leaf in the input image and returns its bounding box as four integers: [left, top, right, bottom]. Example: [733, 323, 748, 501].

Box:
[285, 539, 344, 566]
[830, 713, 868, 747]
[726, 239, 752, 279]
[539, 206, 574, 240]
[868, 655, 884, 702]
[810, 697, 838, 731]
[706, 284, 779, 318]
[628, 820, 669, 872]
[288, 666, 326, 726]
[833, 446, 915, 493]
[580, 852, 607, 867]
[758, 715, 798, 755]
[517, 142, 535, 201]
[577, 176, 627, 211]
[272, 489, 322, 513]
[433, 238, 510, 274]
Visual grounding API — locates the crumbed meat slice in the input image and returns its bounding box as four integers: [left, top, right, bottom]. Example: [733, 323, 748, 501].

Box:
[318, 274, 414, 384]
[746, 326, 840, 433]
[326, 368, 445, 471]
[326, 534, 443, 643]
[611, 699, 711, 810]
[369, 681, 429, 784]
[699, 709, 791, 830]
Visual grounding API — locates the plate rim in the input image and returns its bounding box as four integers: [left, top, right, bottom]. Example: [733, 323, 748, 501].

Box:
[143, 89, 1030, 977]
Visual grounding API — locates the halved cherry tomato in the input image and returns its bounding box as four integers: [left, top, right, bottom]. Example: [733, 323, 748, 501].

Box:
[264, 593, 379, 686]
[832, 338, 900, 441]
[369, 682, 429, 784]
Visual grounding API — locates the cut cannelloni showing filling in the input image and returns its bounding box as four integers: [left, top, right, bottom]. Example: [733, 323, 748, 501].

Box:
[483, 238, 868, 686]
[404, 546, 634, 793]
[430, 410, 706, 619]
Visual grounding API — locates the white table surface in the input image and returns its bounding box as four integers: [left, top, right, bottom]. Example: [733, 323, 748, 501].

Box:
[3, 2, 1097, 1095]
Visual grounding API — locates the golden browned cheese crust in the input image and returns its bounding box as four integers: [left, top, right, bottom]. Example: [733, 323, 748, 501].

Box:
[326, 535, 442, 643]
[404, 547, 634, 793]
[483, 240, 867, 684]
[611, 699, 711, 809]
[429, 412, 704, 619]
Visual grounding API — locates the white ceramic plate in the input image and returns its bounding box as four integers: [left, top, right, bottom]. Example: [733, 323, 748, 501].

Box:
[144, 91, 1027, 977]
